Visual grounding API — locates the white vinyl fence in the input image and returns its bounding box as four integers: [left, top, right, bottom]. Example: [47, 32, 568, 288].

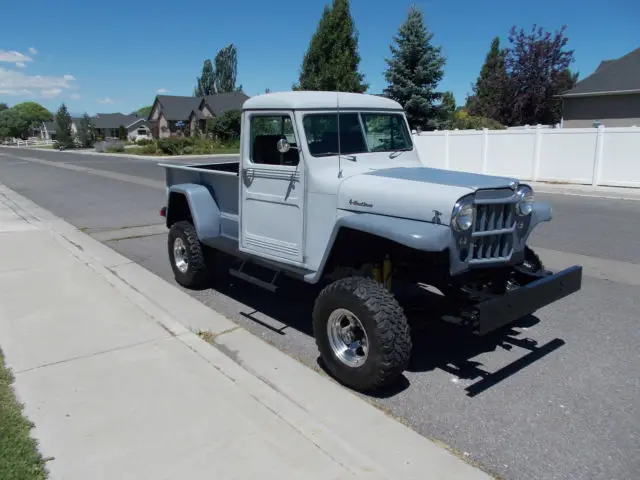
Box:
[413, 125, 640, 188]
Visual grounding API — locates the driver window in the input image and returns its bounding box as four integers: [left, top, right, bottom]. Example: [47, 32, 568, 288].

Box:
[249, 115, 299, 166]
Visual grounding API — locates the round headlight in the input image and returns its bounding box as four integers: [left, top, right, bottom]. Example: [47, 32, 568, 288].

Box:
[452, 202, 474, 231]
[516, 186, 534, 216]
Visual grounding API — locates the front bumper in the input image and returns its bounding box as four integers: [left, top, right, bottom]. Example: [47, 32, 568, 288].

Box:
[464, 265, 583, 335]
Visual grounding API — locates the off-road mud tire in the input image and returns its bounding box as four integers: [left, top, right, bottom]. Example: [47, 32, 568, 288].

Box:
[312, 276, 412, 393]
[168, 220, 209, 288]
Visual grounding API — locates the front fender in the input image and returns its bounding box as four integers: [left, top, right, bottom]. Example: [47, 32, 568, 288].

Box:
[306, 212, 451, 283]
[167, 183, 220, 242]
[530, 201, 552, 229]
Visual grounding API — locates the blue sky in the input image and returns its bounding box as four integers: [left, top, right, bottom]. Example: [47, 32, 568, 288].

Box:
[0, 0, 638, 115]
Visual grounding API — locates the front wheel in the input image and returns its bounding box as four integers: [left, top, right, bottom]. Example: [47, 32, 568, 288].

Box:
[168, 220, 210, 288]
[312, 276, 412, 393]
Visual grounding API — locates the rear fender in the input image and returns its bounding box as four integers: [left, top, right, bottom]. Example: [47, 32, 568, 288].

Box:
[167, 183, 220, 242]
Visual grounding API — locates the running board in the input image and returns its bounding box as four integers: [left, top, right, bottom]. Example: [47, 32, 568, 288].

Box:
[229, 261, 280, 292]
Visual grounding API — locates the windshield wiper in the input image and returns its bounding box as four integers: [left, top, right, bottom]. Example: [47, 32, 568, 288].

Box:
[318, 152, 357, 161]
[389, 147, 412, 159]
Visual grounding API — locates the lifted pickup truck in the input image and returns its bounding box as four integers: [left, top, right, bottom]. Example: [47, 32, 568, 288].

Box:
[159, 91, 582, 393]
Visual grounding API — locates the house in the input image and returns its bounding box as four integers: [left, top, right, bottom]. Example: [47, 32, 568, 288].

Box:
[560, 47, 640, 128]
[91, 113, 151, 141]
[41, 118, 80, 141]
[41, 114, 151, 142]
[148, 92, 249, 138]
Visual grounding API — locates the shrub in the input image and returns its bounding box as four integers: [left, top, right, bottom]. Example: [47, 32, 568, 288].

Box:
[106, 144, 125, 153]
[157, 137, 193, 155]
[136, 138, 152, 146]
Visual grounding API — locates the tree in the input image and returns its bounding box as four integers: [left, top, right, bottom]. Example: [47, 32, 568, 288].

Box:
[194, 59, 216, 96]
[294, 0, 368, 92]
[437, 91, 456, 127]
[214, 44, 239, 93]
[207, 110, 241, 142]
[382, 5, 446, 129]
[503, 24, 576, 125]
[133, 106, 153, 118]
[54, 103, 74, 148]
[118, 124, 126, 141]
[77, 113, 96, 148]
[466, 37, 509, 124]
[0, 103, 8, 112]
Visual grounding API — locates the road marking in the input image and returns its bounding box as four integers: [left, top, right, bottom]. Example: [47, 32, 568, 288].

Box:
[532, 246, 640, 287]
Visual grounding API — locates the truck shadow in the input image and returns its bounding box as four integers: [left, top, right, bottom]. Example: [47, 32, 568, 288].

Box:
[206, 267, 566, 399]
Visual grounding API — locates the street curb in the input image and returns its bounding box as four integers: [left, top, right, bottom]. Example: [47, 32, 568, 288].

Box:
[0, 183, 495, 480]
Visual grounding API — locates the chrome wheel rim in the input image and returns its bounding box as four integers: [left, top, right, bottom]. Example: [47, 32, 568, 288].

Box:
[173, 237, 189, 273]
[327, 308, 369, 367]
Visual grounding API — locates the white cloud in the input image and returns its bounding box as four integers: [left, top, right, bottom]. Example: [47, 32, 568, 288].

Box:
[28, 47, 38, 55]
[41, 88, 62, 98]
[0, 68, 76, 95]
[0, 50, 33, 66]
[16, 62, 26, 68]
[97, 97, 114, 104]
[0, 88, 34, 96]
[69, 93, 81, 100]
[156, 88, 168, 93]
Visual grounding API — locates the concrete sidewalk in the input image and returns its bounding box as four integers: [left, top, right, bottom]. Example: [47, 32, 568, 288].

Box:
[0, 184, 493, 480]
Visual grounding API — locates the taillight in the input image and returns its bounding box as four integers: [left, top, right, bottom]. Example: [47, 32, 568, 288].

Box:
[160, 206, 167, 217]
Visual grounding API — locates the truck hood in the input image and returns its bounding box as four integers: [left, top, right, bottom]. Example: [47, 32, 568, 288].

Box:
[337, 166, 519, 224]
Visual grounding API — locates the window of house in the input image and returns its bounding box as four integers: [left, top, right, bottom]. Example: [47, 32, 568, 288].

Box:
[137, 128, 147, 135]
[249, 114, 299, 166]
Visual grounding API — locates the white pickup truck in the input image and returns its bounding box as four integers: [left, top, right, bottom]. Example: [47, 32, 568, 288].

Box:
[159, 91, 582, 393]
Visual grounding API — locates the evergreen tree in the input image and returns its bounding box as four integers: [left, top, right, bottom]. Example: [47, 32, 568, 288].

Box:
[382, 5, 446, 129]
[466, 37, 509, 124]
[77, 113, 96, 148]
[294, 0, 368, 92]
[194, 59, 215, 96]
[54, 103, 74, 148]
[214, 44, 239, 93]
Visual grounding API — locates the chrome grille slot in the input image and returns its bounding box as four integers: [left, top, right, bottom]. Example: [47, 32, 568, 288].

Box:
[470, 200, 516, 262]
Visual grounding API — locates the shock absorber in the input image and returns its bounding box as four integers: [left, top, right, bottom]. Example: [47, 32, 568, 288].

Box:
[383, 254, 392, 291]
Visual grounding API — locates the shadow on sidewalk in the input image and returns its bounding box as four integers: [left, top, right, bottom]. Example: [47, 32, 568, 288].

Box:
[199, 254, 566, 399]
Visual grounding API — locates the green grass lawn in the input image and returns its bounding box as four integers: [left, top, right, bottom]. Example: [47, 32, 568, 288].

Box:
[0, 349, 48, 480]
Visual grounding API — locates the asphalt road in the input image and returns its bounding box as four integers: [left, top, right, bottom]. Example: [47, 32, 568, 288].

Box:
[1, 147, 638, 480]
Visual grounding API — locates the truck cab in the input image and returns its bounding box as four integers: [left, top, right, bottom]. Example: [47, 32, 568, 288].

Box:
[160, 91, 583, 393]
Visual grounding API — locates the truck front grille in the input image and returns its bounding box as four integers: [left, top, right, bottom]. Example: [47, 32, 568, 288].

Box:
[470, 202, 516, 262]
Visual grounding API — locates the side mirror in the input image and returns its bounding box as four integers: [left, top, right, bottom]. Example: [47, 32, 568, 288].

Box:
[276, 138, 290, 153]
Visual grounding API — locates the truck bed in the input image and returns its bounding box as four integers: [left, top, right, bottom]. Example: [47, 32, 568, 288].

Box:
[160, 160, 240, 243]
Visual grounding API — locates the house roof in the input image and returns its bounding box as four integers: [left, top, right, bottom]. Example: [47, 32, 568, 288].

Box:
[561, 47, 640, 97]
[242, 91, 403, 111]
[92, 113, 147, 129]
[201, 91, 250, 115]
[153, 95, 202, 121]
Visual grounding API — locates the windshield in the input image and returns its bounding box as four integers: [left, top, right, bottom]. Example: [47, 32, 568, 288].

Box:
[302, 112, 412, 157]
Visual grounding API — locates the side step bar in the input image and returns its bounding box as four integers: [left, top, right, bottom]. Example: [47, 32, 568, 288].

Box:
[229, 260, 280, 292]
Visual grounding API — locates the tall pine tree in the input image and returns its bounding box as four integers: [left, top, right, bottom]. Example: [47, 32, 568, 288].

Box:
[294, 0, 367, 92]
[383, 5, 446, 129]
[466, 37, 509, 124]
[54, 103, 74, 148]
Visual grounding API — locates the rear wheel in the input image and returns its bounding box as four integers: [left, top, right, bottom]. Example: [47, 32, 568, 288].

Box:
[168, 220, 210, 288]
[312, 276, 412, 393]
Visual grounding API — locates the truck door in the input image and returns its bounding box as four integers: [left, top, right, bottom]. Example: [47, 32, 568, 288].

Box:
[239, 111, 306, 265]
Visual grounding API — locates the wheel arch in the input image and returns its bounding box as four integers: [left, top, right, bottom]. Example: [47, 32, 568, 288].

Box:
[305, 213, 452, 283]
[166, 183, 221, 242]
